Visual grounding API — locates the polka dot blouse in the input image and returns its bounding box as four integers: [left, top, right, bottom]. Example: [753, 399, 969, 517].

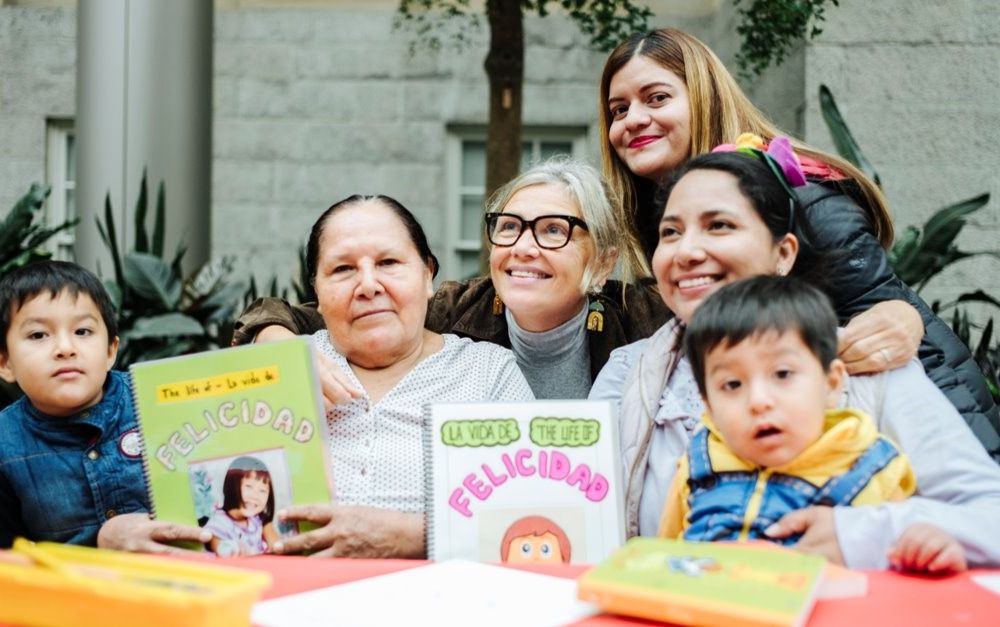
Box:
[312, 331, 534, 513]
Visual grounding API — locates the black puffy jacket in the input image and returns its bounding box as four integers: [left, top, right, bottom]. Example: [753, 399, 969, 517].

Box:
[798, 182, 1000, 462]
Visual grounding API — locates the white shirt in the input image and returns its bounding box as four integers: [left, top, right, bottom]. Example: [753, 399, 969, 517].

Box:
[312, 331, 534, 513]
[589, 338, 703, 536]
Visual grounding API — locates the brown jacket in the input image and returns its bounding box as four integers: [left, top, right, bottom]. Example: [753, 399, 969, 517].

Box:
[232, 276, 670, 382]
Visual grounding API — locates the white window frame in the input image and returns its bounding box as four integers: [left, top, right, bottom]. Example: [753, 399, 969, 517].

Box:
[45, 118, 76, 261]
[444, 126, 587, 281]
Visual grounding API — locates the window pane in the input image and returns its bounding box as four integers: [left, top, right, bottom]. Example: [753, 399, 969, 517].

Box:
[461, 194, 484, 241]
[520, 142, 533, 170]
[66, 133, 76, 181]
[457, 251, 481, 280]
[540, 141, 572, 161]
[461, 141, 486, 187]
[65, 188, 76, 224]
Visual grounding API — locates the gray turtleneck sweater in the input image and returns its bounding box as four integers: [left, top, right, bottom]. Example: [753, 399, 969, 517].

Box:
[505, 303, 592, 399]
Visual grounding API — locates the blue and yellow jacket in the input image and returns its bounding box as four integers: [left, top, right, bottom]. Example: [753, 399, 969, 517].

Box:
[658, 408, 916, 544]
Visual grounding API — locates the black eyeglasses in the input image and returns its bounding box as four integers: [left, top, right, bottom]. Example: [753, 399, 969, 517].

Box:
[484, 213, 589, 250]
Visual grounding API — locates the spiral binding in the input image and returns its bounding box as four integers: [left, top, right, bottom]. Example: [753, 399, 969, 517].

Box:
[129, 367, 158, 520]
[422, 402, 436, 561]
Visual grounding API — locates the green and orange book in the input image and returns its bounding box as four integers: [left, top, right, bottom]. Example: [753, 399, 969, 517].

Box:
[130, 338, 334, 555]
[577, 537, 828, 627]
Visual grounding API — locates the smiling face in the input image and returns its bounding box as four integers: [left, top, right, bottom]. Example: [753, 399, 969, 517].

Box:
[505, 532, 565, 564]
[0, 290, 118, 417]
[489, 183, 592, 332]
[652, 169, 798, 323]
[703, 330, 845, 468]
[313, 201, 435, 369]
[607, 54, 692, 183]
[238, 473, 271, 519]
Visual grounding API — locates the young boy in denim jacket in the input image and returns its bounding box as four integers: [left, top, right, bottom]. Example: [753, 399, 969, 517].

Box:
[659, 276, 966, 574]
[0, 261, 149, 547]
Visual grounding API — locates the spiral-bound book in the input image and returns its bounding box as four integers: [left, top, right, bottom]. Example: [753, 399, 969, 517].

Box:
[424, 400, 624, 564]
[130, 337, 334, 556]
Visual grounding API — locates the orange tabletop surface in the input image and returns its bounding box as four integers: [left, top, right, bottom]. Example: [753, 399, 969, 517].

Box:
[213, 555, 1000, 626]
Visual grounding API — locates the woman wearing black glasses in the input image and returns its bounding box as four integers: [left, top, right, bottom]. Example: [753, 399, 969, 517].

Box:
[233, 157, 670, 400]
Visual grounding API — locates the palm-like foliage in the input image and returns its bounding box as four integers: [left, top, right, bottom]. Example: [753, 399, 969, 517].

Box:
[0, 184, 79, 409]
[97, 171, 246, 368]
[0, 184, 78, 274]
[820, 84, 1000, 400]
[242, 242, 315, 311]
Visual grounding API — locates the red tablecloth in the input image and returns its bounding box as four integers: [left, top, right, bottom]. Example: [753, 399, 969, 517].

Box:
[215, 555, 1000, 626]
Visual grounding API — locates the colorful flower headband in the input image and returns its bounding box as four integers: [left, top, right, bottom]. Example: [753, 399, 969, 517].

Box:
[712, 133, 807, 233]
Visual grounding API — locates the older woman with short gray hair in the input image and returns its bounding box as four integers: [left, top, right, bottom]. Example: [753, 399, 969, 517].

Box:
[234, 157, 671, 400]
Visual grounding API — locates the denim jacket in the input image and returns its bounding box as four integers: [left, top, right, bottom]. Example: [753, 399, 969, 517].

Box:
[0, 370, 149, 547]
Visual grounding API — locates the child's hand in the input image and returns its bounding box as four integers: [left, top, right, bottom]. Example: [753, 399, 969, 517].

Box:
[888, 523, 967, 574]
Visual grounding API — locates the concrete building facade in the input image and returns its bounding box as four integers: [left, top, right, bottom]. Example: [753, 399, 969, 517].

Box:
[0, 0, 997, 314]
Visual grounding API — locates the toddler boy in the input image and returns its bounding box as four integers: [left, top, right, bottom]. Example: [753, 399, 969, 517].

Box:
[0, 260, 148, 547]
[659, 275, 965, 573]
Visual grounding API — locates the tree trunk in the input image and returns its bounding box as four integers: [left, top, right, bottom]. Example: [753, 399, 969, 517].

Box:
[481, 0, 524, 271]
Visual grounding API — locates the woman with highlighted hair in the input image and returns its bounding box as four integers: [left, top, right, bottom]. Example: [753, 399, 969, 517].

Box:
[597, 28, 999, 458]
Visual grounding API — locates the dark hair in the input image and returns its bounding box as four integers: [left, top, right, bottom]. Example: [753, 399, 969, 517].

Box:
[306, 194, 439, 286]
[660, 151, 827, 283]
[220, 456, 275, 524]
[0, 260, 118, 352]
[684, 275, 839, 395]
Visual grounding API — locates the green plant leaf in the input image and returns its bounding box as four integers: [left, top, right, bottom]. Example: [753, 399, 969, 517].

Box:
[0, 250, 47, 275]
[153, 181, 166, 257]
[130, 339, 199, 362]
[187, 257, 235, 301]
[100, 192, 126, 287]
[0, 183, 51, 267]
[170, 242, 188, 277]
[914, 251, 973, 293]
[134, 169, 149, 254]
[976, 318, 994, 360]
[818, 84, 880, 185]
[887, 225, 919, 268]
[920, 193, 989, 252]
[23, 219, 78, 251]
[104, 280, 123, 312]
[948, 290, 1000, 311]
[123, 252, 182, 308]
[124, 312, 204, 339]
[194, 282, 247, 323]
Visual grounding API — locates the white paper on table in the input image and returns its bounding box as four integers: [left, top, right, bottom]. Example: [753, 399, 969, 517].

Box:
[972, 574, 1000, 596]
[252, 560, 600, 627]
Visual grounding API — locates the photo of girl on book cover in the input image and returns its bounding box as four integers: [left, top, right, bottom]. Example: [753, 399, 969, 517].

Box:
[187, 449, 297, 556]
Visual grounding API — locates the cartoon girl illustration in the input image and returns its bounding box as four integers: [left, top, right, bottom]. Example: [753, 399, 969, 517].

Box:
[500, 515, 572, 564]
[202, 456, 280, 556]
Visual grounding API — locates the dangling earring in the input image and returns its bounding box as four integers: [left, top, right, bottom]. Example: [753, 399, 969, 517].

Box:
[492, 294, 504, 315]
[586, 286, 605, 332]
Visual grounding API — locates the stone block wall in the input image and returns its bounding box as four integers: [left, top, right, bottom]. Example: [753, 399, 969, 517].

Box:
[802, 0, 1000, 311]
[0, 7, 75, 213]
[211, 6, 608, 286]
[1, 0, 997, 315]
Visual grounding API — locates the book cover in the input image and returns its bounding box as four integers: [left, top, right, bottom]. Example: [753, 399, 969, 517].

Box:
[130, 338, 334, 556]
[577, 537, 826, 627]
[0, 539, 271, 627]
[425, 400, 624, 565]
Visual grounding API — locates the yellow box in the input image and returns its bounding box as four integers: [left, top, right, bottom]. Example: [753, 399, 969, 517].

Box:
[0, 539, 271, 627]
